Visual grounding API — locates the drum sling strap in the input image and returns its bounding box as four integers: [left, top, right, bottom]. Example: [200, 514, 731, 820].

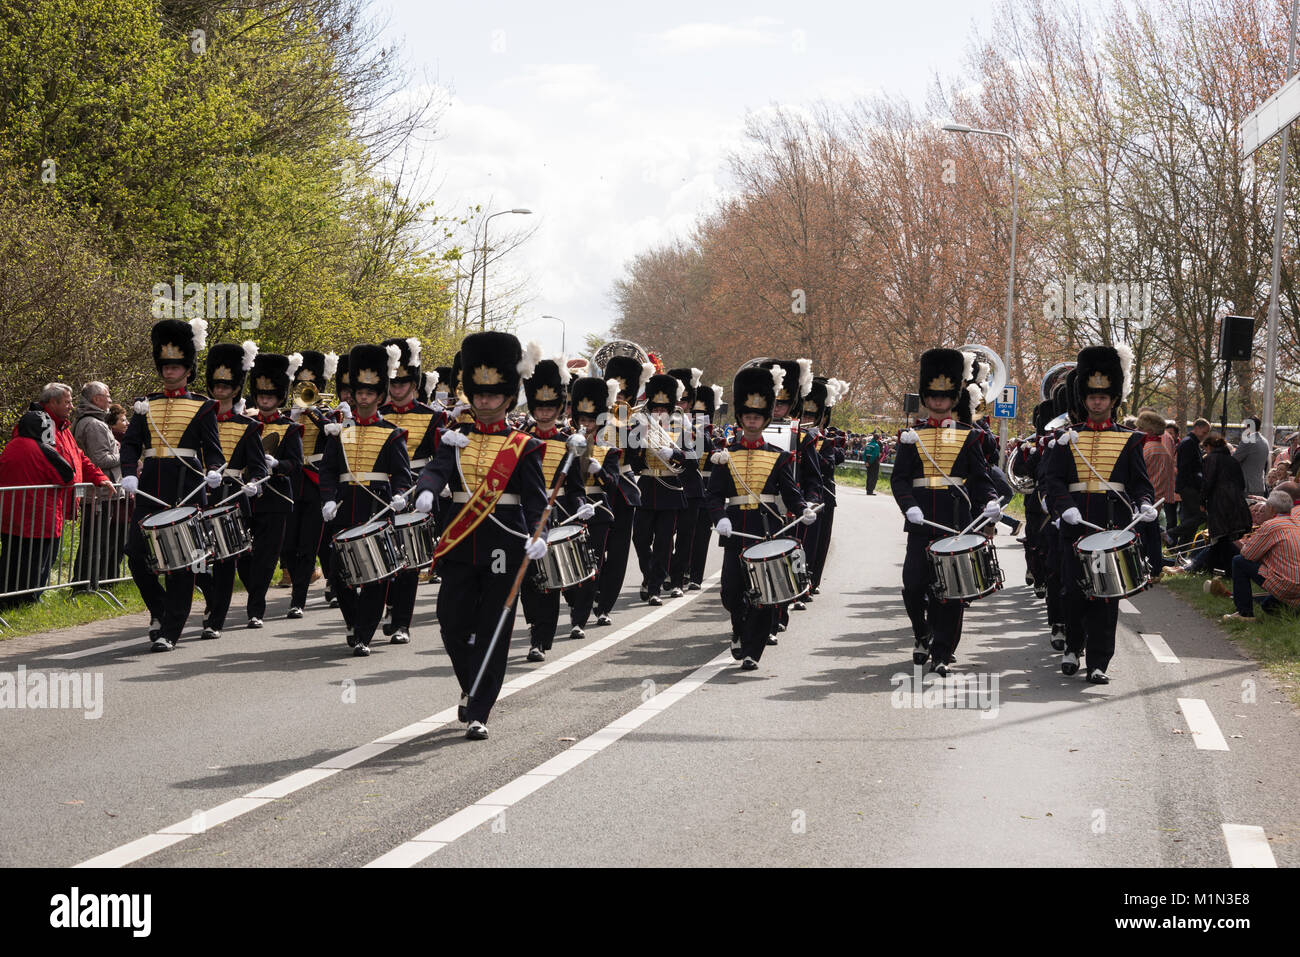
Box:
[433, 431, 531, 562]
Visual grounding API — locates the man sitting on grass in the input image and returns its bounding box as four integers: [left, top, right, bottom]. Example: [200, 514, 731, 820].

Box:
[1223, 489, 1300, 622]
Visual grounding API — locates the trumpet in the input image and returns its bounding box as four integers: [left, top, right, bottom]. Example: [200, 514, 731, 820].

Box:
[633, 407, 686, 475]
[291, 381, 336, 409]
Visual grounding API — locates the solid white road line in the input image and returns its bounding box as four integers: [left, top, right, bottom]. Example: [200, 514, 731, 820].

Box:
[1118, 598, 1140, 615]
[1138, 632, 1179, 664]
[52, 638, 144, 660]
[1221, 824, 1277, 868]
[75, 572, 722, 868]
[365, 649, 734, 867]
[1177, 697, 1229, 751]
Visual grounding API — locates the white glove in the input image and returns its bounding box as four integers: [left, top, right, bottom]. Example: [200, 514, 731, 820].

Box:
[575, 502, 596, 521]
[587, 457, 604, 476]
[390, 493, 407, 512]
[525, 537, 547, 562]
[120, 475, 139, 495]
[414, 490, 435, 513]
[905, 506, 925, 526]
[205, 470, 222, 488]
[441, 429, 469, 448]
[133, 399, 150, 416]
[900, 429, 919, 445]
[1061, 507, 1082, 525]
[653, 446, 674, 462]
[323, 422, 342, 436]
[981, 500, 1002, 520]
[450, 402, 470, 420]
[800, 506, 817, 525]
[265, 455, 278, 469]
[1061, 429, 1078, 446]
[322, 500, 339, 522]
[1138, 503, 1159, 523]
[289, 406, 303, 422]
[244, 482, 260, 498]
[336, 401, 352, 420]
[715, 517, 733, 537]
[710, 450, 730, 465]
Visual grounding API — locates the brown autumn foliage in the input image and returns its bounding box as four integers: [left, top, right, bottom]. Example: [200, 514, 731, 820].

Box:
[613, 0, 1300, 435]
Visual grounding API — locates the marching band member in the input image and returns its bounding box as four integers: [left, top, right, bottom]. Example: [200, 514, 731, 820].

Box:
[764, 359, 820, 622]
[802, 377, 848, 596]
[519, 356, 591, 660]
[238, 353, 303, 626]
[411, 332, 549, 740]
[682, 382, 726, 591]
[593, 355, 646, 623]
[379, 336, 446, 644]
[891, 349, 999, 676]
[196, 341, 269, 639]
[630, 372, 689, 605]
[706, 364, 816, 670]
[1041, 345, 1156, 683]
[564, 375, 626, 636]
[318, 344, 413, 657]
[665, 367, 704, 597]
[120, 318, 225, 651]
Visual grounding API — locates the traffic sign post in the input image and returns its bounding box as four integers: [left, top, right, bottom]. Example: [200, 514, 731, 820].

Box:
[993, 385, 1018, 420]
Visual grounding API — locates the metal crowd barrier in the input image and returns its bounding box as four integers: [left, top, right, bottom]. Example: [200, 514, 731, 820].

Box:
[0, 481, 131, 630]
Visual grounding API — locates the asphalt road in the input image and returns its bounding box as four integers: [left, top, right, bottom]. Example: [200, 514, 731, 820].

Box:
[1, 492, 1296, 867]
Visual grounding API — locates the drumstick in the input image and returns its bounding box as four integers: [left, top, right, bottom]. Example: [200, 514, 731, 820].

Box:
[469, 433, 586, 702]
[921, 518, 960, 535]
[958, 494, 1010, 537]
[211, 476, 271, 509]
[118, 483, 170, 510]
[1121, 496, 1166, 533]
[771, 502, 824, 539]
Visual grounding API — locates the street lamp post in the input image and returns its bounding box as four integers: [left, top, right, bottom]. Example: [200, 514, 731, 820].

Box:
[481, 208, 533, 329]
[944, 123, 1020, 471]
[541, 314, 565, 355]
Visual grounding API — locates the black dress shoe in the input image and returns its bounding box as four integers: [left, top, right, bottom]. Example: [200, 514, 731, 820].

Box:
[687, 582, 701, 591]
[792, 600, 807, 611]
[929, 661, 949, 677]
[595, 614, 612, 626]
[639, 584, 649, 602]
[669, 586, 684, 598]
[466, 721, 489, 740]
[740, 657, 759, 671]
[1049, 623, 1066, 652]
[247, 618, 263, 629]
[150, 638, 174, 653]
[382, 619, 396, 636]
[353, 642, 370, 657]
[912, 638, 929, 666]
[526, 646, 544, 662]
[569, 626, 585, 640]
[389, 629, 410, 644]
[1086, 670, 1109, 685]
[647, 595, 663, 606]
[346, 628, 356, 648]
[730, 638, 743, 660]
[287, 606, 304, 619]
[766, 634, 778, 645]
[458, 694, 469, 723]
[201, 627, 221, 640]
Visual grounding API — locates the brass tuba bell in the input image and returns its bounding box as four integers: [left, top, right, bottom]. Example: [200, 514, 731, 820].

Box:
[291, 381, 335, 409]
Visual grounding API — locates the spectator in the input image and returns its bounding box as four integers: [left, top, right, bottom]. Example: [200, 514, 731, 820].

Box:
[1171, 417, 1210, 545]
[1183, 432, 1252, 577]
[0, 411, 76, 607]
[1232, 415, 1269, 497]
[1276, 481, 1300, 517]
[863, 431, 882, 494]
[1137, 410, 1177, 573]
[1225, 489, 1300, 621]
[72, 381, 124, 586]
[106, 403, 128, 441]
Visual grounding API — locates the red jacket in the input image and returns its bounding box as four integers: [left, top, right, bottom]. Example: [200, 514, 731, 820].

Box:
[0, 437, 74, 538]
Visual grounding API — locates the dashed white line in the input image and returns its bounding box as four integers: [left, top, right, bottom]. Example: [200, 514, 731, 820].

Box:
[1118, 598, 1140, 615]
[1177, 697, 1230, 751]
[365, 648, 733, 867]
[1221, 824, 1277, 867]
[1139, 632, 1179, 664]
[75, 572, 721, 868]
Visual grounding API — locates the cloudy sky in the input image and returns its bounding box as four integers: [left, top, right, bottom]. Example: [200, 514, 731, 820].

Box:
[376, 1, 1000, 357]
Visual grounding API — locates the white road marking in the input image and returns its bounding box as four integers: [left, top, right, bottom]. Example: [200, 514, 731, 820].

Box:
[365, 649, 733, 867]
[52, 637, 147, 660]
[75, 572, 721, 868]
[1118, 599, 1140, 615]
[1221, 824, 1277, 867]
[1177, 698, 1230, 751]
[1139, 632, 1179, 664]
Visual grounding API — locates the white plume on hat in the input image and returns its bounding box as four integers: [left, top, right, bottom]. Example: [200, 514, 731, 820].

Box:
[1116, 342, 1135, 403]
[233, 398, 246, 415]
[323, 351, 338, 381]
[690, 368, 703, 389]
[424, 371, 439, 396]
[385, 343, 401, 379]
[240, 340, 258, 372]
[824, 379, 844, 407]
[639, 362, 655, 393]
[674, 379, 685, 400]
[606, 379, 620, 409]
[796, 358, 813, 396]
[710, 384, 723, 409]
[555, 356, 572, 386]
[769, 365, 786, 394]
[406, 337, 422, 368]
[961, 351, 975, 386]
[966, 382, 984, 414]
[517, 340, 543, 379]
[187, 317, 208, 352]
[286, 352, 303, 380]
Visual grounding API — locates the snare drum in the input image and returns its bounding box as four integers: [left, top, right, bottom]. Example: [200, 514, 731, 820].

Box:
[741, 538, 809, 605]
[139, 506, 209, 573]
[1075, 529, 1150, 599]
[928, 533, 1003, 601]
[333, 521, 405, 587]
[200, 504, 252, 561]
[392, 511, 437, 569]
[532, 524, 596, 592]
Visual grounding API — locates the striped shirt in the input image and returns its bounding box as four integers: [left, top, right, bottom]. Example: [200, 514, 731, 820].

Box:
[1142, 435, 1176, 504]
[1239, 515, 1300, 606]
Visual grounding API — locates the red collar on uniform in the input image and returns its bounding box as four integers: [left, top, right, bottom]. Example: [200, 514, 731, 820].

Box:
[475, 419, 510, 435]
[355, 413, 380, 426]
[534, 427, 559, 439]
[925, 417, 955, 428]
[1084, 419, 1113, 431]
[163, 388, 187, 398]
[739, 437, 765, 449]
[258, 411, 280, 424]
[388, 401, 414, 413]
[216, 408, 237, 422]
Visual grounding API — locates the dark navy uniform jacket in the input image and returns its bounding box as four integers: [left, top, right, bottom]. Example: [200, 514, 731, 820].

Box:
[318, 415, 413, 528]
[1041, 420, 1154, 533]
[120, 389, 224, 514]
[890, 419, 996, 538]
[251, 410, 303, 515]
[704, 437, 805, 549]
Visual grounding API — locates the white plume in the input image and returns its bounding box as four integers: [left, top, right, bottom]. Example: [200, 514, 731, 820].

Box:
[233, 398, 246, 415]
[323, 351, 338, 381]
[962, 351, 975, 386]
[797, 358, 813, 396]
[966, 383, 984, 414]
[675, 379, 685, 400]
[606, 379, 620, 409]
[385, 343, 401, 380]
[239, 340, 258, 372]
[286, 353, 303, 380]
[1116, 342, 1134, 403]
[639, 362, 655, 393]
[517, 340, 544, 379]
[555, 356, 572, 386]
[424, 371, 439, 396]
[189, 317, 208, 351]
[769, 365, 786, 394]
[711, 384, 723, 410]
[406, 337, 422, 368]
[690, 368, 703, 389]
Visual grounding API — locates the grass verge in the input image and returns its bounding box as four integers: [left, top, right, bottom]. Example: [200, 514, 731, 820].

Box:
[1160, 574, 1300, 704]
[0, 581, 148, 640]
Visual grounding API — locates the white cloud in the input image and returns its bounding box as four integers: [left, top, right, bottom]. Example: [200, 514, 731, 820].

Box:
[656, 17, 786, 53]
